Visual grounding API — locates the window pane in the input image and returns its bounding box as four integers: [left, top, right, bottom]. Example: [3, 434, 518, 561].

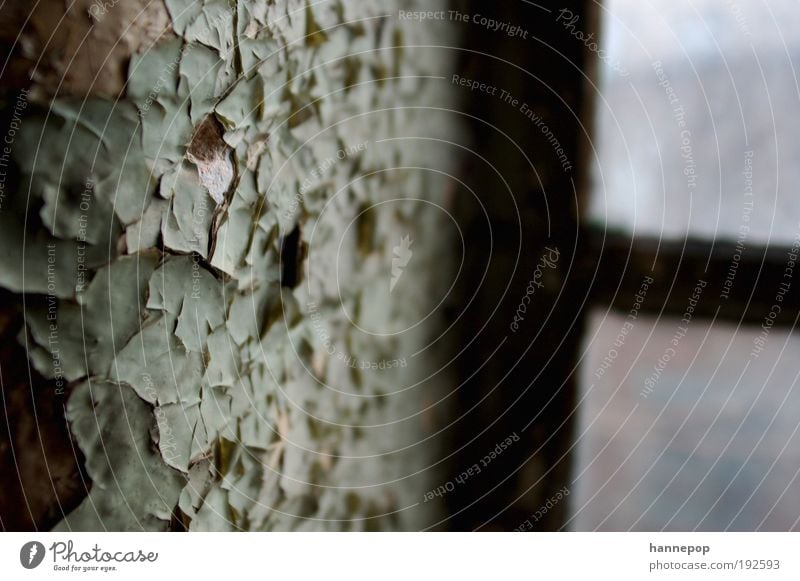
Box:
[571, 310, 800, 530]
[590, 0, 800, 243]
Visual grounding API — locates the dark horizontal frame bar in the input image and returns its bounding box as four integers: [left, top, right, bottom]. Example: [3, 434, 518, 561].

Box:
[581, 228, 800, 328]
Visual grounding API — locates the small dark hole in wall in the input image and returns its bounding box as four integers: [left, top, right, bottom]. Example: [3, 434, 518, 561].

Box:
[280, 225, 305, 288]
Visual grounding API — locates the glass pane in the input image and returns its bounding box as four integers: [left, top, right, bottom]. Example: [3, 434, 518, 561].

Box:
[570, 310, 800, 530]
[590, 0, 800, 243]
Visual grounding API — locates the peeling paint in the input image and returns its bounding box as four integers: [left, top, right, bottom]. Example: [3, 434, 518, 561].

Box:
[4, 0, 461, 531]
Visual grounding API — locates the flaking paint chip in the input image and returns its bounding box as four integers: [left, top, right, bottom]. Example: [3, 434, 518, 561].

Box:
[187, 114, 234, 204]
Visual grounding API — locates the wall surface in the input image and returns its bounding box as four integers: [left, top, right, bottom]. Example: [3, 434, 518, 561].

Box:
[0, 0, 461, 531]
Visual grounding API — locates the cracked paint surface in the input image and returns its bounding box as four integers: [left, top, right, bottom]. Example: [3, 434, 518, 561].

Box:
[4, 0, 460, 530]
